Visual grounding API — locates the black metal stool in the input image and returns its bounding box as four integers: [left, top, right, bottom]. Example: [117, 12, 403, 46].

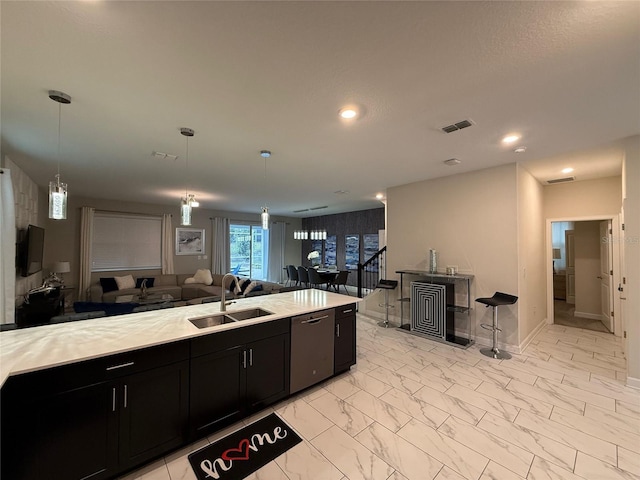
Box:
[475, 292, 518, 359]
[376, 279, 398, 328]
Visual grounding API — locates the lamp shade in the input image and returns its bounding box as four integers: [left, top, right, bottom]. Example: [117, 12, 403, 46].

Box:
[52, 261, 71, 273]
[552, 248, 562, 260]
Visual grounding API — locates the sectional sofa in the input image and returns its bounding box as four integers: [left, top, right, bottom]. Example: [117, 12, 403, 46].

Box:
[89, 272, 282, 303]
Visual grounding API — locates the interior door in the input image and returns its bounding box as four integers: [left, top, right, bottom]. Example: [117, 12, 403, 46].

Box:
[565, 230, 576, 304]
[620, 206, 627, 354]
[599, 221, 614, 332]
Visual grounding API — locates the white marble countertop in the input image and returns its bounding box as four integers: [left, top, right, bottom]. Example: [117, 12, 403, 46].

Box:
[0, 290, 359, 387]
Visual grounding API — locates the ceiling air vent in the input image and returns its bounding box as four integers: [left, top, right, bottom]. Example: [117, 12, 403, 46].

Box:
[441, 119, 475, 134]
[547, 177, 575, 184]
[293, 208, 309, 213]
[152, 151, 178, 161]
[310, 206, 328, 211]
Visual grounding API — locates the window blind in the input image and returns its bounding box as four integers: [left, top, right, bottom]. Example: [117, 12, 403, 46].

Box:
[91, 212, 162, 271]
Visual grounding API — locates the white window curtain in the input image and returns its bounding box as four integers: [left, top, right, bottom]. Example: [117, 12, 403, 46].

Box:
[0, 168, 16, 324]
[268, 221, 286, 284]
[161, 213, 174, 274]
[211, 217, 230, 274]
[79, 206, 95, 301]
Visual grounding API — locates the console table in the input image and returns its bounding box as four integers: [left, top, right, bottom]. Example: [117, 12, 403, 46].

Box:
[396, 270, 474, 348]
[16, 287, 66, 328]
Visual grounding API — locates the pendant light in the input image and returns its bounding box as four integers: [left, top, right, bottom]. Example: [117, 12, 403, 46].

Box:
[180, 127, 194, 226]
[260, 150, 271, 230]
[48, 90, 71, 220]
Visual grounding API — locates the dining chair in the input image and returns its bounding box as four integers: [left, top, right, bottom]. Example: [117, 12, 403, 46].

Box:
[286, 265, 298, 286]
[308, 267, 329, 289]
[331, 270, 350, 295]
[297, 266, 309, 287]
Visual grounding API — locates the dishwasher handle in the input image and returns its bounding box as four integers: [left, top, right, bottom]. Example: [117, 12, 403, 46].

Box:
[301, 315, 328, 324]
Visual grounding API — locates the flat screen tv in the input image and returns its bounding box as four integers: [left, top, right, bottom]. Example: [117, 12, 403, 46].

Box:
[18, 224, 45, 277]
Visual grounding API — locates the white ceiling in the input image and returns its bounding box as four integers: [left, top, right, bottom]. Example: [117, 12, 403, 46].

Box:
[1, 1, 638, 217]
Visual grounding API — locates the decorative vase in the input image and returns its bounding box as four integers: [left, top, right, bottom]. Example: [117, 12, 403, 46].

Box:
[429, 249, 438, 273]
[140, 279, 148, 299]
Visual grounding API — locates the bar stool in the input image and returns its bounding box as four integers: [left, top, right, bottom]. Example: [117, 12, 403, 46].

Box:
[476, 292, 518, 359]
[376, 279, 398, 328]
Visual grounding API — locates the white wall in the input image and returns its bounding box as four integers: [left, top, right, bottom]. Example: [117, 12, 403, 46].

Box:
[621, 135, 640, 386]
[573, 221, 602, 318]
[517, 165, 547, 344]
[387, 164, 520, 347]
[544, 176, 622, 219]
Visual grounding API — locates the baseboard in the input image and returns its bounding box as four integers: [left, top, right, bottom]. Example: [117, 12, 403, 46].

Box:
[626, 376, 640, 390]
[517, 318, 548, 353]
[574, 311, 603, 321]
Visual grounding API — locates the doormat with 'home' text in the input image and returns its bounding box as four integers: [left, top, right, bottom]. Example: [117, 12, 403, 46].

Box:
[188, 413, 302, 480]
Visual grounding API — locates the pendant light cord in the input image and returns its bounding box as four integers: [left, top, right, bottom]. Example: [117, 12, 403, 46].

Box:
[56, 101, 62, 184]
[185, 134, 189, 198]
[264, 155, 267, 206]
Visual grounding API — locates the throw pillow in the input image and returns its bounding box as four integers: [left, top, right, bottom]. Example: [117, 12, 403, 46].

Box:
[184, 277, 196, 284]
[100, 277, 118, 293]
[114, 274, 135, 290]
[193, 268, 213, 285]
[242, 281, 262, 296]
[135, 277, 155, 289]
[232, 277, 252, 295]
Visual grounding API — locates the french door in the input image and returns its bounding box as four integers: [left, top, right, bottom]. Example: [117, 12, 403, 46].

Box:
[229, 224, 269, 280]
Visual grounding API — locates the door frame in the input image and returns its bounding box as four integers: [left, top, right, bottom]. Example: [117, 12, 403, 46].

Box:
[546, 215, 622, 336]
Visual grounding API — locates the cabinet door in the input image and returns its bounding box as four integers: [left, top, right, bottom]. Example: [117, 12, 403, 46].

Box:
[245, 333, 290, 411]
[335, 315, 356, 373]
[36, 381, 118, 480]
[118, 360, 189, 470]
[190, 345, 246, 439]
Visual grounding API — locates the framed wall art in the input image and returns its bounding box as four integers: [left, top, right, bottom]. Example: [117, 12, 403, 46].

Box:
[176, 227, 205, 255]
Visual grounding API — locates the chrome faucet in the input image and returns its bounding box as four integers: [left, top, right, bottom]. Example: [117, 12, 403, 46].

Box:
[220, 273, 237, 312]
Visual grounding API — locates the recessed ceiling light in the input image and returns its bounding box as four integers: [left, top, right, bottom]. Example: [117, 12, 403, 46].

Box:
[443, 158, 461, 166]
[514, 146, 527, 154]
[502, 134, 520, 144]
[562, 167, 574, 174]
[334, 190, 349, 195]
[375, 193, 384, 200]
[339, 107, 358, 119]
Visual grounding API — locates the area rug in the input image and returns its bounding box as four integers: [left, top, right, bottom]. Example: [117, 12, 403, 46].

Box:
[188, 413, 302, 480]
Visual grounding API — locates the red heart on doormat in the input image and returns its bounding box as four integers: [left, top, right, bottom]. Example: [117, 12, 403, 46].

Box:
[221, 438, 251, 461]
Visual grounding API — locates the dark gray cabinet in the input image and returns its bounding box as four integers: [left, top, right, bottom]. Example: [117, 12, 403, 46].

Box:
[0, 309, 356, 479]
[117, 360, 189, 470]
[334, 304, 357, 373]
[189, 318, 290, 439]
[0, 341, 189, 480]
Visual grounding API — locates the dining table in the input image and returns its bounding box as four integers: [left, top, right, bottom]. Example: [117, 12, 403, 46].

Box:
[315, 269, 340, 289]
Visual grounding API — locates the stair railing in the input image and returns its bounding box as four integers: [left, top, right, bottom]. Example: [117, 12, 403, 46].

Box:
[357, 246, 387, 298]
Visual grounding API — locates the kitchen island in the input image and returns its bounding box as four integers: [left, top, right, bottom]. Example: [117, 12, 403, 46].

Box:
[0, 289, 359, 480]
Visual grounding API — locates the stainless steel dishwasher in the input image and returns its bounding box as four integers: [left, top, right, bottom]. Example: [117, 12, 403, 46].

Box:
[290, 309, 335, 394]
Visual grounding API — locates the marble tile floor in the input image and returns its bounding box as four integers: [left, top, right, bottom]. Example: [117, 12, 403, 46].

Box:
[119, 315, 639, 480]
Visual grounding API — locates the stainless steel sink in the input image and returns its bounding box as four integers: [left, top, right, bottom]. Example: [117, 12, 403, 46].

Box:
[189, 308, 273, 328]
[189, 314, 236, 329]
[226, 308, 273, 321]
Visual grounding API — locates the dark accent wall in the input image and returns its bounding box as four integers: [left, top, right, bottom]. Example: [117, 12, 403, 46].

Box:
[300, 208, 384, 284]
